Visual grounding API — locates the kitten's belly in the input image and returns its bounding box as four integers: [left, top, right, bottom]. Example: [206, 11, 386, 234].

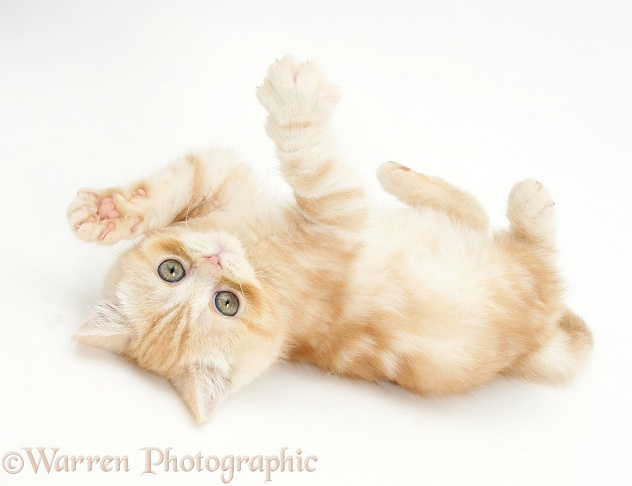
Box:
[348, 205, 504, 321]
[331, 205, 518, 382]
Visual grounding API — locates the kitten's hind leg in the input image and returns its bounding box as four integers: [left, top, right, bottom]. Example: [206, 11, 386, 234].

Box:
[507, 179, 556, 247]
[377, 161, 489, 231]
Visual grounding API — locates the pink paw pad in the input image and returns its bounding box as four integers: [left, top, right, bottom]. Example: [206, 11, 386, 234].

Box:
[97, 197, 120, 219]
[130, 216, 143, 233]
[387, 161, 411, 171]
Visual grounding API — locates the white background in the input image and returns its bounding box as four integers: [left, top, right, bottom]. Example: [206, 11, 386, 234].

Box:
[1, 1, 631, 484]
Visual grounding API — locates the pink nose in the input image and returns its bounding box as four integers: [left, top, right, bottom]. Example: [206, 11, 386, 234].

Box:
[205, 254, 221, 267]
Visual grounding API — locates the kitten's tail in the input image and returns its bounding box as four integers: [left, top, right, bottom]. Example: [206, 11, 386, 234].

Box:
[507, 309, 594, 383]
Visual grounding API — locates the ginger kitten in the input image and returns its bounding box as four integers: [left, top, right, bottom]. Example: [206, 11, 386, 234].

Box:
[67, 56, 593, 423]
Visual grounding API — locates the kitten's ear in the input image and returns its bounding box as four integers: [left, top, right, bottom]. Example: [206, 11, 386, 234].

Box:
[73, 300, 132, 354]
[171, 362, 231, 424]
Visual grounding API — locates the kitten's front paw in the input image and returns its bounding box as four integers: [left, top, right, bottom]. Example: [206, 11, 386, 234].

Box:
[67, 187, 149, 244]
[256, 55, 341, 126]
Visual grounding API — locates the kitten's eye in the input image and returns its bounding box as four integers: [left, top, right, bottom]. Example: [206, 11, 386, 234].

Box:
[158, 259, 185, 283]
[214, 291, 240, 317]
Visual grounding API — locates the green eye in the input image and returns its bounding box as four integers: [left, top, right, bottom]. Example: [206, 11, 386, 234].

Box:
[214, 291, 240, 317]
[158, 259, 185, 283]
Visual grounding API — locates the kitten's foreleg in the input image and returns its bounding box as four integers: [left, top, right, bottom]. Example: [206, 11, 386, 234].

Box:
[67, 150, 255, 244]
[377, 161, 489, 231]
[257, 57, 367, 237]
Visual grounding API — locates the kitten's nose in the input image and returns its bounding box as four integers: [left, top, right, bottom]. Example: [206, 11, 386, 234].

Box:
[205, 254, 221, 268]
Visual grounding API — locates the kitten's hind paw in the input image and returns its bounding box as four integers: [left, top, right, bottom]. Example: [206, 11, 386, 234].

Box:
[67, 187, 148, 244]
[507, 179, 556, 245]
[257, 55, 341, 127]
[377, 160, 413, 183]
[377, 161, 422, 198]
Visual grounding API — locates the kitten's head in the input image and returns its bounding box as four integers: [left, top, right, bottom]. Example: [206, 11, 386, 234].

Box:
[75, 226, 282, 423]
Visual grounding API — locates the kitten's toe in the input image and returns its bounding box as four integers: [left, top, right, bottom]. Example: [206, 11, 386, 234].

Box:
[266, 55, 302, 83]
[67, 189, 99, 228]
